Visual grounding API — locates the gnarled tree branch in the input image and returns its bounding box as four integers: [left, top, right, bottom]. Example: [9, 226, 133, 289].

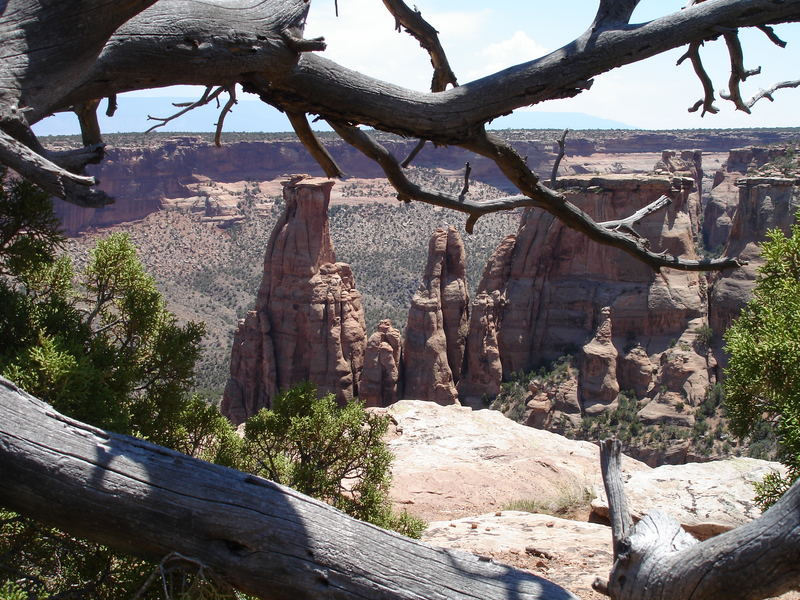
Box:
[594, 438, 800, 600]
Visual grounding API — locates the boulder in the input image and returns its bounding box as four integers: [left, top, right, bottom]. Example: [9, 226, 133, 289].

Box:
[591, 456, 784, 539]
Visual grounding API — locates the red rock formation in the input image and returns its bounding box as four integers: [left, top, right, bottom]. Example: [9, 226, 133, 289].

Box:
[463, 174, 715, 421]
[703, 147, 789, 250]
[221, 177, 366, 425]
[580, 306, 620, 415]
[457, 233, 516, 401]
[360, 319, 402, 408]
[402, 227, 469, 405]
[709, 175, 800, 339]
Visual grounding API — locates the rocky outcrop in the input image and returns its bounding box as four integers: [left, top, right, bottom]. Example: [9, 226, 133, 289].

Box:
[221, 177, 366, 424]
[461, 175, 713, 423]
[457, 235, 515, 400]
[382, 400, 647, 522]
[579, 307, 620, 415]
[709, 176, 800, 339]
[402, 227, 469, 405]
[590, 457, 784, 539]
[360, 319, 402, 407]
[703, 147, 790, 250]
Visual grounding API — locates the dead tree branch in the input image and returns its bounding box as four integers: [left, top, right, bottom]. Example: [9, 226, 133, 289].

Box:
[719, 30, 761, 113]
[550, 129, 569, 186]
[380, 0, 458, 92]
[401, 139, 427, 168]
[286, 111, 344, 178]
[145, 87, 225, 133]
[745, 79, 800, 108]
[594, 438, 800, 600]
[214, 86, 236, 147]
[678, 42, 719, 116]
[0, 378, 579, 600]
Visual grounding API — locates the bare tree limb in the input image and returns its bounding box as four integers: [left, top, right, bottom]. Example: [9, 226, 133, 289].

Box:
[73, 99, 103, 146]
[599, 195, 672, 237]
[757, 24, 788, 47]
[719, 30, 760, 113]
[214, 86, 237, 147]
[594, 437, 800, 600]
[0, 130, 109, 207]
[745, 79, 800, 108]
[550, 129, 569, 186]
[678, 42, 719, 116]
[380, 0, 458, 92]
[401, 139, 427, 168]
[145, 87, 225, 134]
[459, 162, 471, 201]
[286, 111, 344, 178]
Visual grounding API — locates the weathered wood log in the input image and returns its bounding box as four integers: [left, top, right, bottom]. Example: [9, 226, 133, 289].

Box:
[595, 439, 800, 600]
[0, 377, 578, 600]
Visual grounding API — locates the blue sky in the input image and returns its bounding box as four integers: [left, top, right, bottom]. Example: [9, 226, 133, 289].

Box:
[34, 1, 800, 136]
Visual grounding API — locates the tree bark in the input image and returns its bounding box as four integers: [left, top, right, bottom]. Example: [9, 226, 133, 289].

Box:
[596, 439, 800, 600]
[0, 377, 578, 600]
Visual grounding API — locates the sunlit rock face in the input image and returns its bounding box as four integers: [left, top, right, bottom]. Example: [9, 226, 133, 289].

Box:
[221, 177, 366, 425]
[462, 174, 714, 423]
[402, 226, 469, 406]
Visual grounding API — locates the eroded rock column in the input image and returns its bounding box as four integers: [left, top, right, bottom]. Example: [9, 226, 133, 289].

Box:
[221, 176, 366, 424]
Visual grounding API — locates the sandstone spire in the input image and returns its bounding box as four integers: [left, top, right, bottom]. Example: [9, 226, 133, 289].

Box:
[402, 226, 469, 405]
[221, 176, 366, 425]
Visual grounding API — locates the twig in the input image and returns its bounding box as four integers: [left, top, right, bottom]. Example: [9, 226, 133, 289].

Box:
[214, 86, 237, 147]
[145, 86, 224, 133]
[286, 110, 344, 178]
[745, 79, 800, 108]
[459, 162, 471, 201]
[401, 139, 426, 168]
[678, 41, 719, 116]
[550, 128, 569, 186]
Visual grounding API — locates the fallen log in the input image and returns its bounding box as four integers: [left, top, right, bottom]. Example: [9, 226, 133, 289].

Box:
[0, 376, 577, 600]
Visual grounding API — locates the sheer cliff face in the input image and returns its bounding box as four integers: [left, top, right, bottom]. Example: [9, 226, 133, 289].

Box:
[402, 227, 469, 406]
[460, 175, 714, 423]
[221, 177, 366, 425]
[709, 176, 800, 340]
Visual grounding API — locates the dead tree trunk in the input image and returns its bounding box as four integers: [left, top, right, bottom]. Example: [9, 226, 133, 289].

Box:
[595, 439, 800, 600]
[0, 377, 578, 600]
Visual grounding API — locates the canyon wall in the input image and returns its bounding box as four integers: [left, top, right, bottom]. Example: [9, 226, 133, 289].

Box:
[52, 129, 799, 235]
[221, 177, 366, 425]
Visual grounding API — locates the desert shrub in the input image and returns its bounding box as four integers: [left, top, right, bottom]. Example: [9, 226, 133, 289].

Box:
[242, 382, 425, 538]
[725, 214, 800, 508]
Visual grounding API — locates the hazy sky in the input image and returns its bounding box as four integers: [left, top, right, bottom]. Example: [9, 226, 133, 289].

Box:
[34, 1, 800, 135]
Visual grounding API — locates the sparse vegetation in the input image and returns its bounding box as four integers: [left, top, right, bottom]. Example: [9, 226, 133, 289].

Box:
[502, 486, 595, 519]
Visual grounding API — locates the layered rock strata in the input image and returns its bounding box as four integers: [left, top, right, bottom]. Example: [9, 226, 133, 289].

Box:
[360, 319, 403, 408]
[461, 174, 714, 425]
[221, 177, 366, 425]
[708, 175, 800, 346]
[402, 227, 469, 405]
